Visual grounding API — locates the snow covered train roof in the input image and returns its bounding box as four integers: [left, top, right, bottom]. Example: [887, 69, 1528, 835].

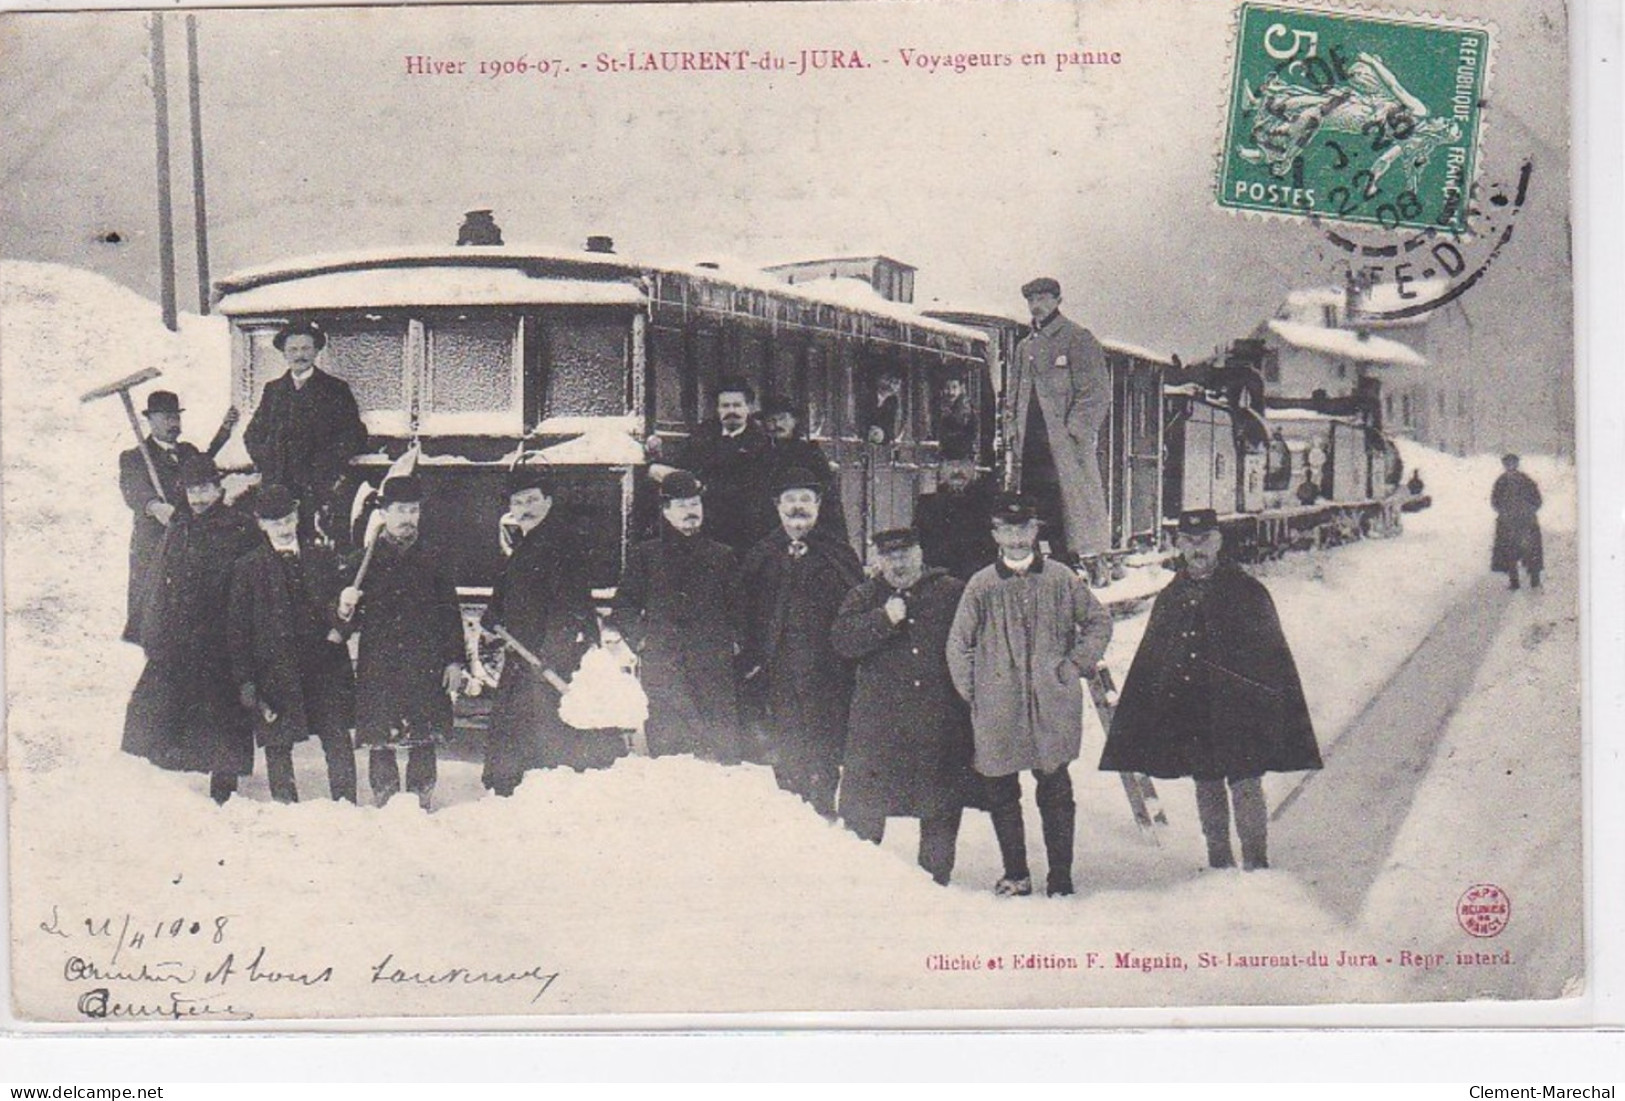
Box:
[1265, 319, 1428, 369]
[217, 267, 646, 313]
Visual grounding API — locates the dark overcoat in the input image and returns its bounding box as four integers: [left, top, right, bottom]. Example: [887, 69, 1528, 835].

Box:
[740, 526, 864, 769]
[243, 369, 368, 499]
[612, 525, 743, 761]
[831, 569, 976, 818]
[1490, 470, 1544, 574]
[227, 541, 355, 750]
[1100, 564, 1321, 780]
[122, 502, 259, 775]
[480, 515, 601, 779]
[914, 479, 998, 581]
[352, 535, 464, 748]
[671, 419, 776, 552]
[765, 435, 848, 543]
[120, 434, 225, 643]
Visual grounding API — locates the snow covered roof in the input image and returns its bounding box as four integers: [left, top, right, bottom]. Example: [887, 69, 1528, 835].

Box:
[216, 267, 646, 315]
[1354, 278, 1452, 324]
[1265, 319, 1428, 369]
[1283, 287, 1345, 311]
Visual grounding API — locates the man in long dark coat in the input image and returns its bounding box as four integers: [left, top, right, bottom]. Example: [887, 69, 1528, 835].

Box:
[480, 463, 604, 792]
[611, 470, 743, 763]
[244, 321, 368, 549]
[1491, 453, 1544, 590]
[340, 474, 465, 810]
[652, 377, 775, 553]
[1100, 510, 1321, 871]
[833, 527, 974, 885]
[915, 459, 998, 581]
[762, 395, 848, 545]
[227, 485, 357, 804]
[122, 455, 259, 804]
[740, 467, 864, 818]
[119, 389, 237, 643]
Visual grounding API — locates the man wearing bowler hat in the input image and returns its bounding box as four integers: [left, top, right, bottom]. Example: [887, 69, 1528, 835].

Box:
[228, 484, 358, 804]
[832, 527, 976, 885]
[948, 494, 1112, 897]
[119, 389, 238, 643]
[1100, 510, 1321, 871]
[245, 321, 369, 548]
[612, 469, 744, 763]
[1006, 276, 1112, 581]
[740, 466, 864, 816]
[761, 395, 848, 545]
[339, 473, 465, 810]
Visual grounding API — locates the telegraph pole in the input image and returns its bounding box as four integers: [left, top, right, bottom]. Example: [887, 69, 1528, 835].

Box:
[186, 15, 211, 315]
[149, 13, 178, 331]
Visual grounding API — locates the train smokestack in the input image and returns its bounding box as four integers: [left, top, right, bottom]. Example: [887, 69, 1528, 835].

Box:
[585, 234, 615, 254]
[457, 210, 503, 246]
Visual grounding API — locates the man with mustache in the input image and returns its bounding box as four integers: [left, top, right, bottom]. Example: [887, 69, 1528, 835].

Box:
[340, 474, 466, 810]
[612, 470, 744, 763]
[740, 467, 864, 817]
[760, 395, 847, 545]
[1100, 510, 1321, 871]
[651, 377, 775, 553]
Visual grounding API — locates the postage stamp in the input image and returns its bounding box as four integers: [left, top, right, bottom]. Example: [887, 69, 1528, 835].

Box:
[1218, 2, 1491, 232]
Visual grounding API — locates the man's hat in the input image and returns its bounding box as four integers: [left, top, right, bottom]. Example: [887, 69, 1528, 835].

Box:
[142, 390, 183, 416]
[253, 484, 299, 521]
[772, 466, 823, 496]
[1021, 276, 1062, 299]
[1502, 452, 1520, 464]
[871, 527, 919, 553]
[504, 457, 554, 499]
[177, 454, 221, 487]
[1177, 509, 1221, 537]
[660, 470, 705, 501]
[761, 394, 798, 417]
[990, 493, 1037, 525]
[378, 473, 423, 505]
[272, 320, 327, 352]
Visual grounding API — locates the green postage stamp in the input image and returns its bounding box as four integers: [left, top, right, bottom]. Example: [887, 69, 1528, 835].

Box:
[1219, 3, 1491, 231]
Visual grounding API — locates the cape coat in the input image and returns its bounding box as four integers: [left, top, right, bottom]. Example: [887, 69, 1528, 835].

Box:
[612, 525, 743, 761]
[831, 568, 976, 819]
[1099, 564, 1322, 780]
[243, 368, 368, 499]
[227, 540, 355, 750]
[122, 501, 260, 775]
[352, 534, 464, 748]
[1007, 312, 1112, 557]
[947, 553, 1112, 777]
[1490, 469, 1544, 574]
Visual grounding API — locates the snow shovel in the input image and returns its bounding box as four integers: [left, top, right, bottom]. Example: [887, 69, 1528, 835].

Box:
[487, 624, 570, 694]
[81, 367, 167, 503]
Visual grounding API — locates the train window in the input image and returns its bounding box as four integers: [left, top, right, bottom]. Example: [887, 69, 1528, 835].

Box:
[768, 336, 802, 410]
[913, 360, 937, 441]
[691, 328, 723, 418]
[425, 316, 518, 426]
[304, 319, 410, 432]
[805, 341, 831, 439]
[736, 331, 769, 400]
[542, 312, 629, 418]
[650, 326, 688, 430]
[837, 342, 861, 438]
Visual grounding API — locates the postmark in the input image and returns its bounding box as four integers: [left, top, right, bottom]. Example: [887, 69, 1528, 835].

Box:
[1457, 883, 1512, 938]
[1219, 3, 1491, 233]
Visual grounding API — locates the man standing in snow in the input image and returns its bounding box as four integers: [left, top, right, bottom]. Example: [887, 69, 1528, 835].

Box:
[340, 474, 465, 810]
[1491, 453, 1544, 590]
[740, 467, 864, 817]
[650, 377, 775, 553]
[227, 484, 358, 804]
[1099, 510, 1321, 871]
[1005, 277, 1111, 579]
[612, 470, 744, 763]
[833, 528, 975, 885]
[947, 496, 1112, 897]
[244, 321, 368, 549]
[119, 389, 238, 643]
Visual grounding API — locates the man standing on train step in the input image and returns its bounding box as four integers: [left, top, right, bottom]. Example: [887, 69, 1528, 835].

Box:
[340, 473, 465, 810]
[740, 467, 864, 817]
[119, 389, 238, 643]
[611, 470, 744, 763]
[1006, 277, 1112, 580]
[228, 485, 358, 804]
[1099, 510, 1321, 871]
[244, 321, 369, 548]
[948, 495, 1112, 897]
[650, 377, 775, 554]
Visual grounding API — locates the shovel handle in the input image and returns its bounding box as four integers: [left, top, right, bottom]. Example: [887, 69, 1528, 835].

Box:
[120, 389, 168, 504]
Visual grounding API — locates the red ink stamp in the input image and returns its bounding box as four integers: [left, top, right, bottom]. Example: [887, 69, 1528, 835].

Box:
[1456, 883, 1511, 938]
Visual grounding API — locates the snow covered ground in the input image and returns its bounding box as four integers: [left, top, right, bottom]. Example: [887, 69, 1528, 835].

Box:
[1, 262, 1583, 1023]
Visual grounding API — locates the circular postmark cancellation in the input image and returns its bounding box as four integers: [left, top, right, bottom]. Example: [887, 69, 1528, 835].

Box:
[1457, 883, 1512, 938]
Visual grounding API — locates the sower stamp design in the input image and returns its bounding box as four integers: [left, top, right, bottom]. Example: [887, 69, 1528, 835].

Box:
[1219, 3, 1490, 231]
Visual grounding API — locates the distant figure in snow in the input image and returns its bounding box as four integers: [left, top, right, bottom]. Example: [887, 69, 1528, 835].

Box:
[1491, 453, 1543, 590]
[1099, 510, 1322, 872]
[1407, 468, 1426, 496]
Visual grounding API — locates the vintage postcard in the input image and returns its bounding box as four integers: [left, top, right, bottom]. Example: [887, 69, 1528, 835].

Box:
[0, 0, 1587, 1026]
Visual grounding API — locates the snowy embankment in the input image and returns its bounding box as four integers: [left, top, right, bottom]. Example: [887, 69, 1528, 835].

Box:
[2, 262, 1579, 1020]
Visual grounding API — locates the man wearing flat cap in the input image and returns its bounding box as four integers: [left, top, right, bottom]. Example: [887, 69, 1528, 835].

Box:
[740, 466, 864, 816]
[480, 461, 604, 792]
[244, 320, 369, 549]
[948, 494, 1112, 897]
[1007, 277, 1112, 579]
[832, 527, 976, 885]
[1100, 510, 1321, 871]
[340, 473, 466, 809]
[612, 469, 744, 763]
[123, 455, 259, 804]
[119, 389, 238, 643]
[227, 485, 358, 804]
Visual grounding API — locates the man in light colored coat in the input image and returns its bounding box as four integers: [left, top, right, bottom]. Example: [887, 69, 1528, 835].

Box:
[947, 496, 1112, 897]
